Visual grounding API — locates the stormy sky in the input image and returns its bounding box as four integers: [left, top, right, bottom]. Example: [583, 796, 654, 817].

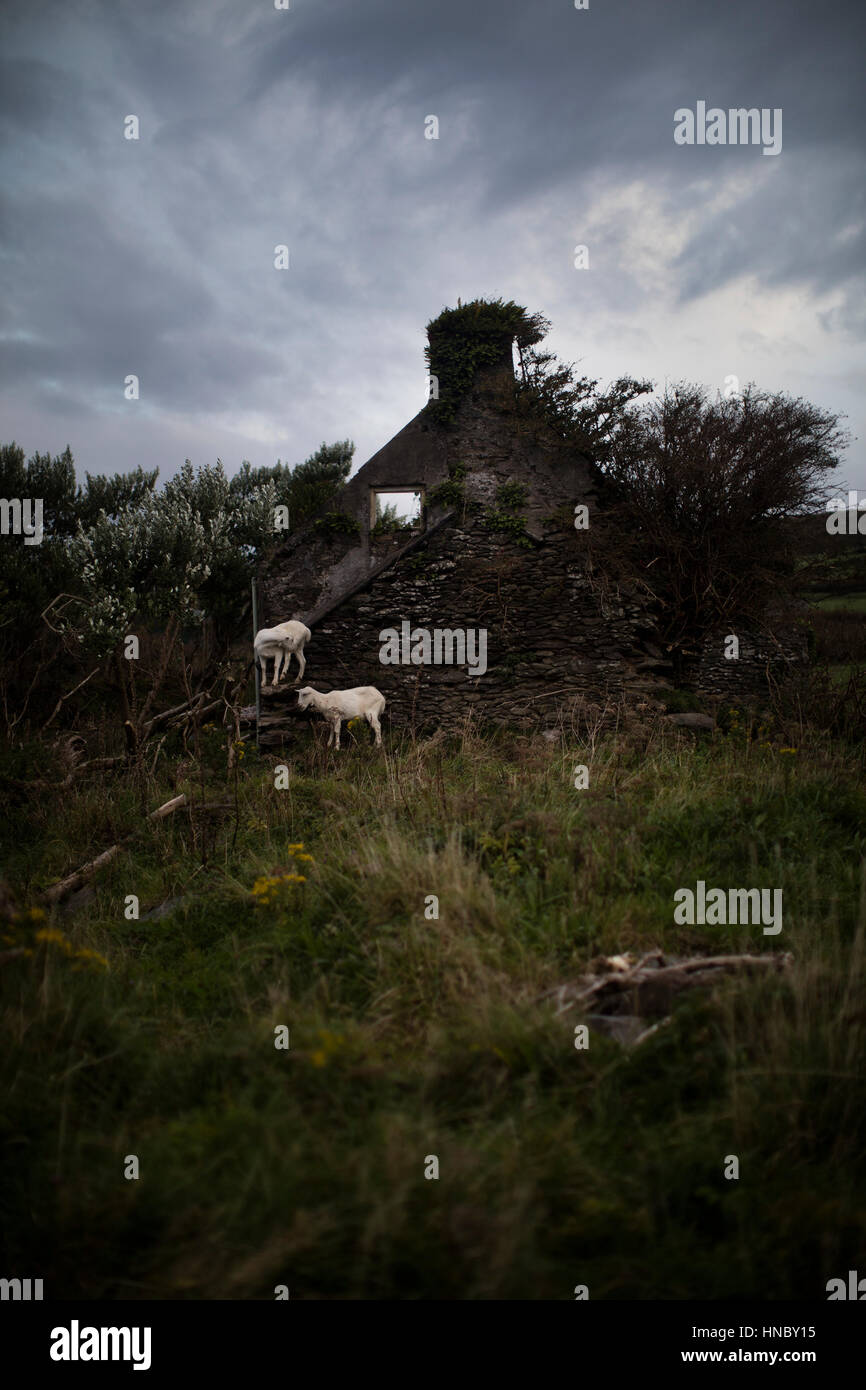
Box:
[1, 0, 864, 492]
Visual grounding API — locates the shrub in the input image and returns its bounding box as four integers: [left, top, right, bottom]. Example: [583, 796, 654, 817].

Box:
[312, 511, 361, 539]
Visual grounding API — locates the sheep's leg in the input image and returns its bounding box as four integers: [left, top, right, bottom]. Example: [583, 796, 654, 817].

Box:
[333, 718, 342, 751]
[293, 647, 305, 683]
[369, 712, 383, 747]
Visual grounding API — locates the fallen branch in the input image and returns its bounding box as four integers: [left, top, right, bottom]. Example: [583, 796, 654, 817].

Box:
[42, 665, 102, 730]
[169, 699, 222, 729]
[542, 950, 793, 1020]
[40, 795, 188, 905]
[141, 695, 204, 737]
[140, 693, 222, 739]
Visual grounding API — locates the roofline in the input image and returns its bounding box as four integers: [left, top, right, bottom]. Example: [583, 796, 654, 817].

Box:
[306, 508, 457, 627]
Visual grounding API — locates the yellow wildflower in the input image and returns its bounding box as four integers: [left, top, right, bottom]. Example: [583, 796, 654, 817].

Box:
[251, 869, 306, 906]
[73, 947, 109, 970]
[35, 927, 73, 953]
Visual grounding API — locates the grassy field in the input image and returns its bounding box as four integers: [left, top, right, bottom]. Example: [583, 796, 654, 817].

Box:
[810, 592, 866, 613]
[806, 587, 866, 675]
[2, 710, 866, 1300]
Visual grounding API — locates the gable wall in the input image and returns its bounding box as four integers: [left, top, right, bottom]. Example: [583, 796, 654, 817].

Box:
[257, 361, 808, 743]
[260, 514, 662, 739]
[262, 366, 598, 627]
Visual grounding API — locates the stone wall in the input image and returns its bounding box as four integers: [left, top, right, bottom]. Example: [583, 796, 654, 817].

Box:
[253, 511, 667, 745]
[685, 613, 809, 705]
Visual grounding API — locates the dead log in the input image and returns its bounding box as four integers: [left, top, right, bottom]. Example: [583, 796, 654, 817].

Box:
[39, 795, 239, 906]
[40, 795, 188, 905]
[170, 699, 222, 729]
[544, 950, 793, 1020]
[141, 695, 203, 736]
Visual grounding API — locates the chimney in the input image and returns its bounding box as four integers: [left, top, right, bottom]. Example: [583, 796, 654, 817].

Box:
[425, 303, 516, 422]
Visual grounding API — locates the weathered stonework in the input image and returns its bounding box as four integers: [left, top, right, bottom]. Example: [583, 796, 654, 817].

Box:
[682, 614, 809, 705]
[252, 319, 806, 745]
[264, 359, 597, 624]
[256, 516, 668, 744]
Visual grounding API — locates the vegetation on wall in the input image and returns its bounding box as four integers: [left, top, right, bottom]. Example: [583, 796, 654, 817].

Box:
[425, 298, 549, 426]
[312, 510, 361, 540]
[428, 460, 468, 508]
[493, 480, 529, 510]
[429, 467, 531, 543]
[482, 480, 533, 548]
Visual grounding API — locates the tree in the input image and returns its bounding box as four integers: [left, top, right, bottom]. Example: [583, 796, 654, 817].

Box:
[591, 382, 850, 659]
[229, 439, 354, 530]
[514, 345, 653, 463]
[0, 439, 356, 732]
[0, 439, 356, 657]
[79, 466, 158, 526]
[0, 443, 82, 642]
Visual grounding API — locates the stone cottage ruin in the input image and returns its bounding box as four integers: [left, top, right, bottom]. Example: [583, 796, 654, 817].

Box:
[254, 301, 803, 744]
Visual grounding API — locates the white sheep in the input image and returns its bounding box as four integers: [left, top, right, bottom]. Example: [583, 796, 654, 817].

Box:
[254, 620, 311, 686]
[296, 685, 386, 749]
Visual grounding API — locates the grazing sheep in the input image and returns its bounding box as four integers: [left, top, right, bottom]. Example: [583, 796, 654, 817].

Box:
[296, 685, 386, 749]
[254, 620, 311, 686]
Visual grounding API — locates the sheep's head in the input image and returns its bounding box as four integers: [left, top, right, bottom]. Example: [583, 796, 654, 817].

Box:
[296, 687, 315, 710]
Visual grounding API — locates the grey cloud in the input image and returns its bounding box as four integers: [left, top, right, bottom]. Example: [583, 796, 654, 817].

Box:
[0, 0, 863, 486]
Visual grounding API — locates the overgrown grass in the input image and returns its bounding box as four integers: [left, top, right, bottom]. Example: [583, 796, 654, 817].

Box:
[811, 591, 866, 612]
[809, 593, 866, 666]
[2, 717, 865, 1299]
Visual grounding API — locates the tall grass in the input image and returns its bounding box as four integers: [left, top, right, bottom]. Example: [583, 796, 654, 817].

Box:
[2, 716, 865, 1298]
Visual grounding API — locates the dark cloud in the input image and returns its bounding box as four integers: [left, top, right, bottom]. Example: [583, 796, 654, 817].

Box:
[0, 0, 863, 485]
